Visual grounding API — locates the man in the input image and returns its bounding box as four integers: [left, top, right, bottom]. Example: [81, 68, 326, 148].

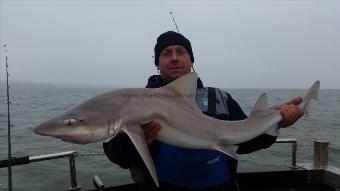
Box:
[104, 31, 303, 191]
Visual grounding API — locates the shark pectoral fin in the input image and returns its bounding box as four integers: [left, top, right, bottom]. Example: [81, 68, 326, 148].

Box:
[122, 126, 159, 187]
[103, 132, 120, 143]
[214, 144, 238, 159]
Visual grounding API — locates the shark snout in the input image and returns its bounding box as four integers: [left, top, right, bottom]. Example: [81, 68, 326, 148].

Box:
[34, 121, 59, 136]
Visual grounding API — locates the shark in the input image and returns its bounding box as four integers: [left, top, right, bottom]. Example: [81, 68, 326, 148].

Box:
[34, 72, 320, 187]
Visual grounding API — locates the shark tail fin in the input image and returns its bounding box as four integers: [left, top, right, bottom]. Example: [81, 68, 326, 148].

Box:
[300, 81, 320, 115]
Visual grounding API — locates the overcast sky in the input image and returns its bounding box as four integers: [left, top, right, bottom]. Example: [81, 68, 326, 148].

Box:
[0, 0, 339, 89]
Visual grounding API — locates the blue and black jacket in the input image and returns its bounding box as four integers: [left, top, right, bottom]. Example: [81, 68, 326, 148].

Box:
[103, 75, 278, 190]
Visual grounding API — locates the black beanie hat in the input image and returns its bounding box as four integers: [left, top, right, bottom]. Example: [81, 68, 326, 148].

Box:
[154, 31, 194, 66]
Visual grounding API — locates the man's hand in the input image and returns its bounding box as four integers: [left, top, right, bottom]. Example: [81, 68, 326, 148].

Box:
[273, 97, 304, 128]
[142, 121, 161, 145]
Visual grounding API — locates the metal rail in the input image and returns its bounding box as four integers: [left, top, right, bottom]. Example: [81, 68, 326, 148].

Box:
[1, 139, 298, 190]
[0, 151, 105, 190]
[29, 151, 80, 191]
[275, 138, 298, 169]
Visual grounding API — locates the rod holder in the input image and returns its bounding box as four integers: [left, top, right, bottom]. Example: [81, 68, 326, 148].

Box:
[93, 174, 105, 191]
[313, 139, 329, 168]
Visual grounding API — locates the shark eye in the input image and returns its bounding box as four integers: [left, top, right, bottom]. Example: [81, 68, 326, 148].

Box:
[64, 118, 77, 126]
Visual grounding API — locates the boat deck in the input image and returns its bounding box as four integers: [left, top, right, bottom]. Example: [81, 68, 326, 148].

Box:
[82, 163, 340, 191]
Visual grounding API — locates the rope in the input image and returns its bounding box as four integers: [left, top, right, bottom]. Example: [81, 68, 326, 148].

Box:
[74, 152, 105, 158]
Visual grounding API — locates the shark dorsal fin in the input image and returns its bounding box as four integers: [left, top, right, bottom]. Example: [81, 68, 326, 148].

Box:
[164, 72, 198, 96]
[248, 93, 269, 118]
[162, 72, 200, 111]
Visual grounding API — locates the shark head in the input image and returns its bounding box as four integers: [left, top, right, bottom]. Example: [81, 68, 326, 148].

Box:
[34, 92, 124, 144]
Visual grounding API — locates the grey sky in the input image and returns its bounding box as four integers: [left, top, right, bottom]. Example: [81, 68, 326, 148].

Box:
[1, 0, 339, 89]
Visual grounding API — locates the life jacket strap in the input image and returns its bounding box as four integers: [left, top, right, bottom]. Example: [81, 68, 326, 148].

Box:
[205, 87, 216, 117]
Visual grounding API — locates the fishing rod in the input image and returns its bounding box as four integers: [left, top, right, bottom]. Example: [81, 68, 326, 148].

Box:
[169, 12, 196, 73]
[152, 12, 180, 61]
[152, 12, 180, 63]
[3, 43, 13, 191]
[170, 11, 180, 33]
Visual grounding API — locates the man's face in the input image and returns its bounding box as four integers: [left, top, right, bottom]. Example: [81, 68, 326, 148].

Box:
[157, 45, 192, 81]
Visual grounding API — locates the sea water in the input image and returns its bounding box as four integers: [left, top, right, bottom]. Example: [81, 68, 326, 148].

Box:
[0, 82, 339, 190]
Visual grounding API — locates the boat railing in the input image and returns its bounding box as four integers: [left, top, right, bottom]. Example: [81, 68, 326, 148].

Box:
[0, 151, 80, 191]
[0, 138, 298, 191]
[275, 138, 298, 168]
[30, 151, 80, 191]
